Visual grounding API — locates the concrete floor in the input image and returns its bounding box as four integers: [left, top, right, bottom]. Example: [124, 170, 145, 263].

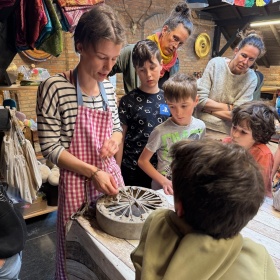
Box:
[20, 211, 57, 280]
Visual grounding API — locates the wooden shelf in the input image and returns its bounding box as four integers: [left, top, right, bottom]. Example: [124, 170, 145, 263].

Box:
[23, 205, 57, 219]
[0, 84, 39, 91]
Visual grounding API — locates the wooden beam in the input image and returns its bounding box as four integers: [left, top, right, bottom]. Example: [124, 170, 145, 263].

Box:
[260, 55, 270, 68]
[270, 25, 280, 48]
[233, 6, 242, 20]
[201, 3, 229, 11]
[212, 26, 221, 57]
[215, 14, 280, 27]
[217, 22, 250, 57]
[220, 27, 230, 41]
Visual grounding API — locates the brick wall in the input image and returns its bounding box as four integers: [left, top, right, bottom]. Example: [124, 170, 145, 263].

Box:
[4, 0, 280, 119]
[8, 32, 80, 119]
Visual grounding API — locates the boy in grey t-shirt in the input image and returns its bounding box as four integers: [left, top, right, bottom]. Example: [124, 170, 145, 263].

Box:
[138, 73, 206, 194]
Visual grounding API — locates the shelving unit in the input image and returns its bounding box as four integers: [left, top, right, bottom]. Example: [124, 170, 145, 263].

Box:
[23, 205, 57, 219]
[0, 84, 39, 91]
[0, 86, 58, 219]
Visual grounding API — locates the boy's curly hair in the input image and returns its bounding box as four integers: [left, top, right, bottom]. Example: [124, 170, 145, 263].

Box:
[232, 101, 279, 144]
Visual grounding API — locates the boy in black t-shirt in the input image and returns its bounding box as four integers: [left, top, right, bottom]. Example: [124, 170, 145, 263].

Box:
[116, 39, 170, 188]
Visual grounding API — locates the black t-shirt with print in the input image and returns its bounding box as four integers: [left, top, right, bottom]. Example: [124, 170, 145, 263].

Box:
[119, 88, 169, 170]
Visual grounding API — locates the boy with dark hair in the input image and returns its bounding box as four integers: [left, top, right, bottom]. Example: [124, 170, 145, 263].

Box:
[116, 39, 170, 187]
[131, 139, 279, 280]
[138, 72, 205, 194]
[223, 101, 279, 197]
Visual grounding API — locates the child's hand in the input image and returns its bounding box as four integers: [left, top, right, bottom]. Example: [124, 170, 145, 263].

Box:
[162, 178, 173, 195]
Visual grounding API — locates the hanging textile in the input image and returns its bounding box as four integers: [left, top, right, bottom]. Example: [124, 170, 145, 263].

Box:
[57, 0, 103, 7]
[56, 0, 104, 33]
[223, 0, 273, 5]
[0, 0, 17, 10]
[15, 0, 48, 50]
[222, 0, 234, 5]
[37, 0, 63, 57]
[256, 0, 266, 5]
[52, 2, 68, 31]
[245, 0, 255, 7]
[25, 0, 48, 49]
[222, 0, 234, 4]
[0, 3, 18, 71]
[60, 6, 92, 32]
[35, 0, 52, 48]
[234, 0, 245, 6]
[63, 5, 92, 11]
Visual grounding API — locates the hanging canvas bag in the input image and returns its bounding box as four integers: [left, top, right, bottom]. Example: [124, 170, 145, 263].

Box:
[0, 110, 38, 203]
[10, 109, 41, 191]
[11, 110, 39, 202]
[22, 139, 42, 190]
[0, 119, 15, 190]
[12, 128, 35, 203]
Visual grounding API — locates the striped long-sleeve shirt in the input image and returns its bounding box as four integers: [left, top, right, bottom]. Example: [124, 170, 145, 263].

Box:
[36, 74, 121, 165]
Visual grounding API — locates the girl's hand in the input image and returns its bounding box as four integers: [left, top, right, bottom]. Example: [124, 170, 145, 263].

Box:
[100, 138, 119, 158]
[91, 169, 119, 195]
[162, 178, 173, 195]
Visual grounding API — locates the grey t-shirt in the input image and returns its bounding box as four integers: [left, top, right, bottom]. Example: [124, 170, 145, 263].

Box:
[145, 117, 206, 189]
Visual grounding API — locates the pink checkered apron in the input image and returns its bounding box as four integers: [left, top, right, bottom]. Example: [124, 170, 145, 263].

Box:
[55, 70, 123, 279]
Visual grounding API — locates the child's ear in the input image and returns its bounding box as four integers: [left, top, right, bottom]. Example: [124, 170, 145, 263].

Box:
[160, 59, 163, 69]
[174, 200, 184, 217]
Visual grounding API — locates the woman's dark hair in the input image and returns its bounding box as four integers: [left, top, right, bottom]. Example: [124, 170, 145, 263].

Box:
[170, 139, 265, 239]
[132, 40, 161, 68]
[74, 4, 126, 52]
[163, 2, 193, 36]
[238, 29, 266, 58]
[232, 101, 279, 144]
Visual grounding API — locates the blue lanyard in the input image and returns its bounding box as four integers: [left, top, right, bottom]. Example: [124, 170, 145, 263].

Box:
[73, 67, 108, 111]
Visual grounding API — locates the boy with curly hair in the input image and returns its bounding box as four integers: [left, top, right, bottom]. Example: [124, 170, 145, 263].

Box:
[223, 101, 279, 197]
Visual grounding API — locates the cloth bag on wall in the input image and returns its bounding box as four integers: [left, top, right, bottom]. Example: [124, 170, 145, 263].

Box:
[0, 110, 41, 203]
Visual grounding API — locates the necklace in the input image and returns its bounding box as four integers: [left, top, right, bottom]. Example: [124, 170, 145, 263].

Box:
[81, 87, 100, 98]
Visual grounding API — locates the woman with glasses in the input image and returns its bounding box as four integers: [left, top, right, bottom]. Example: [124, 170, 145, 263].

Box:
[109, 2, 193, 94]
[195, 30, 266, 134]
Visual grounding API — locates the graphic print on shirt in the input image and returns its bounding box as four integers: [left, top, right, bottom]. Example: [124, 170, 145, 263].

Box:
[161, 128, 204, 177]
[119, 89, 170, 170]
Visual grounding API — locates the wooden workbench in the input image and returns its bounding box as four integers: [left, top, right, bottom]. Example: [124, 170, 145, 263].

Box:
[65, 196, 280, 279]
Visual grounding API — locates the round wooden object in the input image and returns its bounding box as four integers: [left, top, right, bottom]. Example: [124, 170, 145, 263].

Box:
[194, 33, 211, 58]
[96, 186, 169, 240]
